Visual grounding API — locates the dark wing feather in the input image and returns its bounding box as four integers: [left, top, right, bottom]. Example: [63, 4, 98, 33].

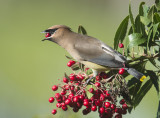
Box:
[74, 35, 125, 68]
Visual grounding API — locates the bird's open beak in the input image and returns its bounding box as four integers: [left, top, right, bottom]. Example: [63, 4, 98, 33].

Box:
[42, 37, 52, 41]
[41, 31, 52, 41]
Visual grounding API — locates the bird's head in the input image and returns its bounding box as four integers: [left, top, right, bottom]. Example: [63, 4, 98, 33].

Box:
[41, 25, 71, 43]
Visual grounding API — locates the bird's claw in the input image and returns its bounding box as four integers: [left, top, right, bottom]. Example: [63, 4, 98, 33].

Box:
[85, 77, 94, 85]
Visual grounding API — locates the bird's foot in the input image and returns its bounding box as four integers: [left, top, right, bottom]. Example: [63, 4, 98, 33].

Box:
[85, 76, 94, 85]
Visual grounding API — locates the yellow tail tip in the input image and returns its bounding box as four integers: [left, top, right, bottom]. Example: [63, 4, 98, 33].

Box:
[140, 76, 146, 82]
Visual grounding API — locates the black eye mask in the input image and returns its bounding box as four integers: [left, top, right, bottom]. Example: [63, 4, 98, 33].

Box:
[45, 28, 59, 34]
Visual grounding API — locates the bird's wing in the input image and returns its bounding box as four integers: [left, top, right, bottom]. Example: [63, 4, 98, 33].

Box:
[74, 36, 126, 68]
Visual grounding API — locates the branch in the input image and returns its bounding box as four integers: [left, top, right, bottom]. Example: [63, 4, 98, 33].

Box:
[127, 53, 160, 63]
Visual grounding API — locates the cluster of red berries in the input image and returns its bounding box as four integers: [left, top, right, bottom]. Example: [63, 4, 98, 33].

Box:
[48, 60, 128, 118]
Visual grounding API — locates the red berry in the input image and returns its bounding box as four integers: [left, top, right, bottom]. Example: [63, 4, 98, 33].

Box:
[60, 90, 66, 95]
[76, 74, 84, 81]
[119, 68, 125, 75]
[85, 68, 90, 72]
[45, 33, 51, 38]
[56, 103, 62, 108]
[105, 102, 111, 108]
[100, 94, 105, 101]
[106, 91, 110, 97]
[119, 43, 124, 48]
[91, 105, 97, 111]
[70, 86, 75, 91]
[62, 106, 68, 111]
[73, 107, 79, 112]
[65, 99, 71, 105]
[52, 109, 57, 115]
[67, 60, 76, 67]
[70, 81, 73, 83]
[62, 96, 67, 101]
[83, 101, 89, 106]
[68, 93, 74, 99]
[79, 95, 85, 101]
[83, 109, 90, 115]
[52, 85, 58, 91]
[63, 77, 68, 83]
[69, 73, 76, 81]
[89, 88, 94, 93]
[49, 97, 54, 103]
[67, 62, 72, 67]
[70, 60, 76, 65]
[111, 104, 116, 110]
[99, 107, 105, 114]
[84, 99, 89, 102]
[115, 108, 121, 113]
[122, 103, 128, 109]
[64, 85, 70, 90]
[105, 108, 111, 114]
[73, 96, 79, 102]
[115, 113, 122, 118]
[96, 75, 102, 81]
[95, 82, 101, 87]
[61, 102, 66, 107]
[100, 72, 108, 79]
[120, 99, 125, 104]
[54, 93, 61, 99]
[76, 102, 82, 108]
[56, 98, 62, 103]
[122, 109, 127, 114]
[95, 100, 101, 106]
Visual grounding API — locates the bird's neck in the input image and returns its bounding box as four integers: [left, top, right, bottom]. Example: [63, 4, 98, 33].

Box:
[57, 31, 76, 50]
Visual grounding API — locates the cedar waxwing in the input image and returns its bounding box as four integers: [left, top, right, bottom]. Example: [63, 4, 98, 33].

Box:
[41, 25, 146, 83]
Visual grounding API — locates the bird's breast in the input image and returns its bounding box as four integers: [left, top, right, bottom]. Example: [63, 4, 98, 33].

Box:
[81, 61, 110, 71]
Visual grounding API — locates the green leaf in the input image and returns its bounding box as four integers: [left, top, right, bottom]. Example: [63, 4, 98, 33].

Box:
[147, 5, 157, 22]
[128, 26, 133, 35]
[64, 73, 70, 80]
[156, 101, 160, 118]
[129, 4, 136, 33]
[124, 36, 130, 57]
[128, 78, 142, 97]
[139, 2, 145, 16]
[140, 16, 151, 25]
[114, 15, 129, 50]
[153, 23, 160, 41]
[157, 75, 160, 118]
[71, 63, 80, 71]
[135, 15, 141, 33]
[149, 59, 160, 69]
[65, 55, 74, 60]
[79, 63, 85, 72]
[134, 79, 153, 108]
[78, 25, 87, 35]
[137, 2, 146, 36]
[146, 70, 159, 94]
[143, 5, 150, 17]
[135, 15, 145, 36]
[154, 13, 160, 24]
[128, 33, 147, 47]
[147, 28, 153, 50]
[155, 0, 160, 11]
[86, 68, 93, 75]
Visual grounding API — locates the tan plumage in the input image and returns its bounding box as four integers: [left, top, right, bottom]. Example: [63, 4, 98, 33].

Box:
[42, 25, 146, 82]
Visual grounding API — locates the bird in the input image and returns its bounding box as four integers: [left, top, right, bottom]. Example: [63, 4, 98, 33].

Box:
[41, 25, 146, 83]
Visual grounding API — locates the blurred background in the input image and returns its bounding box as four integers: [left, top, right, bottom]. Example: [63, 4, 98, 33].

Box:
[0, 0, 157, 118]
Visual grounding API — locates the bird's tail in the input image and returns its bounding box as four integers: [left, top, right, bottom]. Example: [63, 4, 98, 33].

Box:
[126, 68, 146, 82]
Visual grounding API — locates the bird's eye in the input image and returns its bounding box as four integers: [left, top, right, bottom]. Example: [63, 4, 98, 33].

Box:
[45, 33, 51, 38]
[44, 28, 58, 38]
